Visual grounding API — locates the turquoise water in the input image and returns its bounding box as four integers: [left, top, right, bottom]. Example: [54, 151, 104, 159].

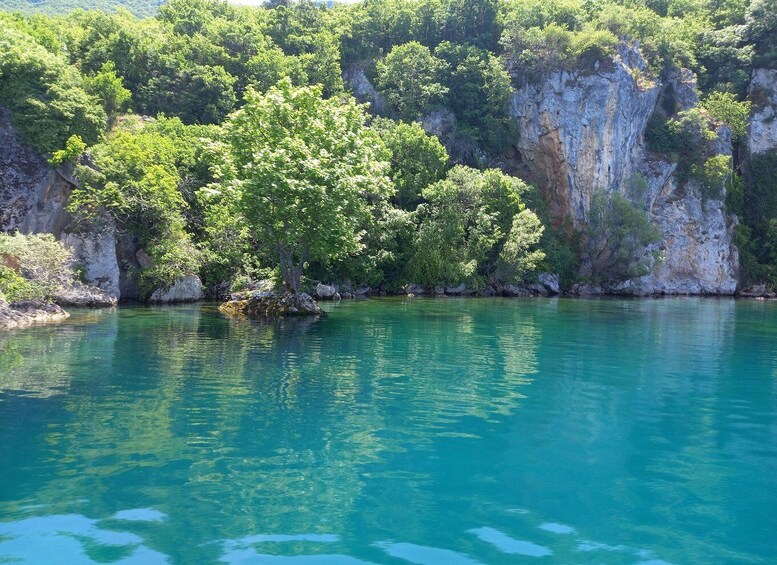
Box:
[1, 298, 776, 564]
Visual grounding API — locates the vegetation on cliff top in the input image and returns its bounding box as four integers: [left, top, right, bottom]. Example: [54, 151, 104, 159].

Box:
[1, 0, 776, 292]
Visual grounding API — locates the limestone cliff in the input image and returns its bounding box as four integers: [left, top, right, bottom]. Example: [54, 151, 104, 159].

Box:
[747, 69, 777, 155]
[509, 45, 739, 294]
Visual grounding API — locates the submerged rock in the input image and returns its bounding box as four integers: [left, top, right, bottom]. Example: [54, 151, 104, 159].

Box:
[0, 299, 69, 329]
[149, 275, 204, 304]
[219, 291, 323, 317]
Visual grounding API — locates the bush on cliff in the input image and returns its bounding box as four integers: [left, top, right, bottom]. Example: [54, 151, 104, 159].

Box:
[0, 233, 76, 301]
[584, 191, 662, 284]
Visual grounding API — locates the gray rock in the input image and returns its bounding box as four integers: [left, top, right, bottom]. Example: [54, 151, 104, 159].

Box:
[355, 286, 372, 296]
[220, 291, 323, 317]
[747, 69, 777, 155]
[343, 68, 387, 114]
[434, 285, 446, 295]
[61, 223, 120, 300]
[477, 287, 496, 297]
[527, 283, 549, 297]
[445, 283, 467, 295]
[538, 273, 560, 295]
[569, 283, 605, 296]
[0, 298, 69, 329]
[313, 283, 338, 299]
[500, 284, 530, 297]
[149, 275, 204, 303]
[405, 284, 425, 296]
[53, 282, 118, 307]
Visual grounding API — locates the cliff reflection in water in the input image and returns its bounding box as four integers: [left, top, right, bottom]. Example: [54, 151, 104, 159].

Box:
[0, 298, 775, 564]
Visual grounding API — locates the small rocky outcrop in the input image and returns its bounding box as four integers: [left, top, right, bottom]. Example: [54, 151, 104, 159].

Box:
[219, 291, 323, 317]
[312, 283, 341, 300]
[737, 284, 777, 299]
[149, 275, 204, 304]
[343, 68, 387, 113]
[0, 299, 69, 329]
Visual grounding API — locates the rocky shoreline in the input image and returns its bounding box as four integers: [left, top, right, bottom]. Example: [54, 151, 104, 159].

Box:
[0, 299, 69, 329]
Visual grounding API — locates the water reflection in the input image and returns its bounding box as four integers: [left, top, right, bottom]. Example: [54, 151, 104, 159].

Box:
[0, 298, 775, 563]
[0, 513, 168, 564]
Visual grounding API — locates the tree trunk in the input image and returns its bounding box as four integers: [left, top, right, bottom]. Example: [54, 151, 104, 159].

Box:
[278, 244, 305, 294]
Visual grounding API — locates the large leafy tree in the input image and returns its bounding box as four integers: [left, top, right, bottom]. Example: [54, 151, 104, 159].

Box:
[215, 78, 393, 293]
[375, 41, 448, 120]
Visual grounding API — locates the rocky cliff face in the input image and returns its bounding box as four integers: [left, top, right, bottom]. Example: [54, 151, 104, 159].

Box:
[0, 109, 122, 299]
[747, 69, 777, 155]
[509, 45, 739, 294]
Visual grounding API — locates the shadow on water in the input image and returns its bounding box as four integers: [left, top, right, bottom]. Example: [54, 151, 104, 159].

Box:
[0, 298, 775, 563]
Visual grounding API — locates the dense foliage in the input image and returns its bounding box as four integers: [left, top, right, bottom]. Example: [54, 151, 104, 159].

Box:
[2, 0, 776, 293]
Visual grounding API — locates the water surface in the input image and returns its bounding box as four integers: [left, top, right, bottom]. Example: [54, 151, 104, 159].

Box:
[1, 298, 776, 563]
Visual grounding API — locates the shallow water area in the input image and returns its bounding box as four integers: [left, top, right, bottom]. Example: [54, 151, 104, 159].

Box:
[1, 298, 775, 564]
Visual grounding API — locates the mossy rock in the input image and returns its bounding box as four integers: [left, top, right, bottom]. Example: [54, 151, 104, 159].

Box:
[219, 291, 323, 318]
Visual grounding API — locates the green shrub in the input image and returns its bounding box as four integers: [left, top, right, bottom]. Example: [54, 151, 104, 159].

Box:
[585, 190, 662, 284]
[0, 233, 75, 300]
[0, 265, 43, 303]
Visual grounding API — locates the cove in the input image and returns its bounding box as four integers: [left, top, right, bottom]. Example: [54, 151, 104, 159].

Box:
[1, 297, 776, 564]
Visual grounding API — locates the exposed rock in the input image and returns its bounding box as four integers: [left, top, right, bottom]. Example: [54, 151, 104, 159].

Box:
[343, 68, 387, 113]
[405, 283, 426, 296]
[1, 109, 124, 301]
[526, 282, 549, 297]
[538, 273, 560, 295]
[568, 283, 606, 296]
[135, 248, 153, 269]
[354, 286, 372, 297]
[53, 282, 118, 307]
[445, 283, 467, 295]
[0, 299, 69, 329]
[510, 44, 660, 225]
[624, 178, 738, 295]
[219, 291, 323, 317]
[509, 44, 738, 295]
[149, 275, 204, 303]
[60, 222, 121, 299]
[313, 283, 339, 300]
[747, 69, 777, 155]
[738, 284, 777, 299]
[499, 284, 530, 297]
[434, 285, 446, 296]
[477, 287, 496, 297]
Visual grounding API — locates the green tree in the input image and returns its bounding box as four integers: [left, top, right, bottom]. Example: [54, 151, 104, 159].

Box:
[372, 118, 450, 210]
[84, 61, 132, 123]
[214, 78, 393, 293]
[585, 190, 662, 284]
[406, 166, 544, 287]
[701, 91, 751, 140]
[375, 41, 449, 120]
[71, 128, 200, 297]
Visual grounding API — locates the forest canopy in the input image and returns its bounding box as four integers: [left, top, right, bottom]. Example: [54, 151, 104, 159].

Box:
[1, 0, 775, 294]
